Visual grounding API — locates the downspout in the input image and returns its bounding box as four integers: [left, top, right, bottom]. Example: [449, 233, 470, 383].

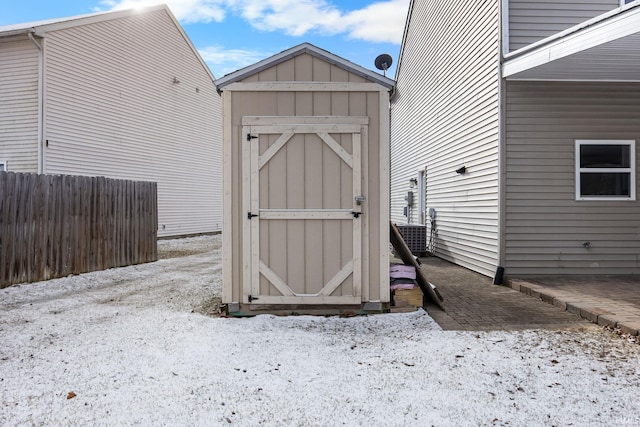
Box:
[28, 32, 44, 174]
[501, 0, 509, 57]
[495, 0, 508, 285]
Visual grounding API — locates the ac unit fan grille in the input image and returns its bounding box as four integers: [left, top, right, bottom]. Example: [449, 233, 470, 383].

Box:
[397, 224, 427, 256]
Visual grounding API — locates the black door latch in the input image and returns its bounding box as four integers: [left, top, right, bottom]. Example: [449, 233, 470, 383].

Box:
[248, 212, 258, 219]
[352, 211, 362, 218]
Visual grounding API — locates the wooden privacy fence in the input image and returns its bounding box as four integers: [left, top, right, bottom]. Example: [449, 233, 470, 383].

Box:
[0, 172, 157, 288]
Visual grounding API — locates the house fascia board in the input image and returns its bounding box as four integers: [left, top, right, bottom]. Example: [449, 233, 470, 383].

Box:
[160, 7, 216, 82]
[38, 6, 167, 35]
[0, 28, 35, 39]
[391, 0, 415, 94]
[0, 6, 164, 35]
[503, 4, 640, 78]
[215, 42, 395, 90]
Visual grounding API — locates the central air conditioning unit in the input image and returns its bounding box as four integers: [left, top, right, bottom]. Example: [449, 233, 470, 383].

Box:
[396, 224, 427, 256]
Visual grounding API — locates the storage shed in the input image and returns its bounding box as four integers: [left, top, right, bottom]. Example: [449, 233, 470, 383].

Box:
[216, 43, 395, 315]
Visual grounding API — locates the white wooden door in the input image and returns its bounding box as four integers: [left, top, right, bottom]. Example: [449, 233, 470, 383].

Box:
[242, 117, 367, 305]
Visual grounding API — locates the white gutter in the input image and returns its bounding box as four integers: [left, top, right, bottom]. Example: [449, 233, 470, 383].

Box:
[28, 32, 44, 174]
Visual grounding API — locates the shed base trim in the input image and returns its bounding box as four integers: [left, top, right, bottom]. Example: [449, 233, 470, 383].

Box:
[224, 303, 390, 317]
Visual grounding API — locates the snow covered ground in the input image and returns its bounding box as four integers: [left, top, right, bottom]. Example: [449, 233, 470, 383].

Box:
[1, 235, 639, 426]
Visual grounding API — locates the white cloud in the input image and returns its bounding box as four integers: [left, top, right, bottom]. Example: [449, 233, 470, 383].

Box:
[341, 0, 409, 44]
[230, 0, 408, 43]
[232, 0, 343, 37]
[198, 45, 272, 76]
[99, 0, 409, 44]
[98, 0, 227, 23]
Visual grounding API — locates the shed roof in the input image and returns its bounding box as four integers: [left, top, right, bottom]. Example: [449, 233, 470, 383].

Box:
[215, 42, 395, 90]
[0, 5, 216, 82]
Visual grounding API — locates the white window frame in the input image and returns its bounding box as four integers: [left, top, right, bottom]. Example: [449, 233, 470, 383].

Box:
[621, 0, 635, 6]
[575, 140, 636, 201]
[0, 160, 6, 172]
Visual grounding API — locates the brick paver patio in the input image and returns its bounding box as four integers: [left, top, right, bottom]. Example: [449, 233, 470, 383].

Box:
[509, 276, 640, 336]
[419, 256, 640, 335]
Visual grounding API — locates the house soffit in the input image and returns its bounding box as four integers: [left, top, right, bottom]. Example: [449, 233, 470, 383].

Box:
[503, 4, 640, 82]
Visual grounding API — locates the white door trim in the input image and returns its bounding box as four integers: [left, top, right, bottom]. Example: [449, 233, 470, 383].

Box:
[243, 119, 364, 305]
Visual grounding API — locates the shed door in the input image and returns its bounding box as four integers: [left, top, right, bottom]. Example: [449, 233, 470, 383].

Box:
[242, 119, 365, 305]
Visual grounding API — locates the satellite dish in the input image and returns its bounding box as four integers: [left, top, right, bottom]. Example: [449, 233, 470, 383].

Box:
[374, 53, 393, 76]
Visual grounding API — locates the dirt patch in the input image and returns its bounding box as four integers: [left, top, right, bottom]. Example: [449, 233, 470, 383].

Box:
[193, 295, 223, 317]
[157, 235, 221, 259]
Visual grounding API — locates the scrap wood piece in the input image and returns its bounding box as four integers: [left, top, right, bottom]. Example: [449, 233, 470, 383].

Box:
[390, 222, 445, 310]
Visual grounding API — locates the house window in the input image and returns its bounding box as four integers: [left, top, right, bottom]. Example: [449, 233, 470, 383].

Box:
[0, 161, 6, 172]
[575, 140, 635, 201]
[621, 0, 634, 5]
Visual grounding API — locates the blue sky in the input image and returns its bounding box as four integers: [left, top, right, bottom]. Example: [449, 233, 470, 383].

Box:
[0, 0, 408, 78]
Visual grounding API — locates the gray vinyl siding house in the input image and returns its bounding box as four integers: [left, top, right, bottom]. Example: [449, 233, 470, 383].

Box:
[0, 6, 222, 238]
[392, 0, 640, 278]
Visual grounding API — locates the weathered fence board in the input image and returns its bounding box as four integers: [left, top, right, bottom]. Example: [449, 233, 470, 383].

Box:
[0, 172, 157, 288]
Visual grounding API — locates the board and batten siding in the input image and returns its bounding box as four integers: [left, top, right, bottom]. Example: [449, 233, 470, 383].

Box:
[391, 1, 501, 277]
[0, 37, 40, 173]
[508, 0, 618, 52]
[505, 81, 640, 275]
[224, 53, 386, 303]
[42, 9, 222, 238]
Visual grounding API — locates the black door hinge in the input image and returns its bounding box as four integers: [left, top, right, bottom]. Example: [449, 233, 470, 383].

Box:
[352, 211, 362, 218]
[248, 295, 259, 302]
[247, 134, 258, 141]
[248, 212, 258, 220]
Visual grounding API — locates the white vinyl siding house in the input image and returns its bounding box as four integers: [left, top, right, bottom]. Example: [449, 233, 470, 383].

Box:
[0, 37, 39, 172]
[0, 6, 222, 238]
[391, 1, 501, 277]
[394, 0, 640, 278]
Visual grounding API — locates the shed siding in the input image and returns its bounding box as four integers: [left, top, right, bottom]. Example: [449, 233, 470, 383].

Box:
[505, 81, 640, 275]
[247, 55, 369, 84]
[391, 1, 501, 277]
[0, 37, 39, 172]
[42, 9, 222, 237]
[508, 0, 618, 52]
[226, 54, 385, 303]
